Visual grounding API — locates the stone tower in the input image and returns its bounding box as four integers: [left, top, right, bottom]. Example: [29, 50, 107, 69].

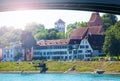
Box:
[55, 19, 65, 33]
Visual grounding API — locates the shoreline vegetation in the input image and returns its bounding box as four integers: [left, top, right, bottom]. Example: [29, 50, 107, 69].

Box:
[0, 61, 120, 74]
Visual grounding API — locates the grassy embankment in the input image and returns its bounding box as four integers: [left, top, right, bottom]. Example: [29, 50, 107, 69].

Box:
[0, 61, 120, 72]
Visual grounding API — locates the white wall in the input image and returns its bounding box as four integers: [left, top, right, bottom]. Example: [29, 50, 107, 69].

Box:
[77, 39, 93, 60]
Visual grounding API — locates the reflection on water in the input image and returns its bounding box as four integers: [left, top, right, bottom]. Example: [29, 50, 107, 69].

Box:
[0, 73, 120, 81]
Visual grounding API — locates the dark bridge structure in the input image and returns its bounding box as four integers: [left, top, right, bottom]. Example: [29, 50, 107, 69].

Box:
[0, 0, 120, 14]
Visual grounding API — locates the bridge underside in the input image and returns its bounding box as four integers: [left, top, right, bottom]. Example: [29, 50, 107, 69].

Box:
[0, 0, 120, 14]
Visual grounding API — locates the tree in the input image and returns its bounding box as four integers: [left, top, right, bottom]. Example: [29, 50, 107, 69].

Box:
[101, 13, 118, 31]
[25, 22, 45, 35]
[103, 21, 120, 60]
[34, 29, 47, 40]
[0, 27, 22, 47]
[34, 28, 65, 40]
[57, 32, 65, 39]
[46, 28, 59, 39]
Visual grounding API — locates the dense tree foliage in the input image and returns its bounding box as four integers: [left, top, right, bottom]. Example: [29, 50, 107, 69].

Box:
[101, 13, 118, 31]
[34, 28, 65, 40]
[0, 27, 22, 47]
[34, 29, 48, 40]
[103, 21, 120, 60]
[25, 22, 45, 35]
[46, 28, 59, 40]
[25, 23, 65, 40]
[0, 22, 66, 48]
[66, 21, 87, 38]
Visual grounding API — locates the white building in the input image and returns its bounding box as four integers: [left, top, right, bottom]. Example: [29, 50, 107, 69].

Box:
[2, 44, 24, 62]
[55, 19, 65, 33]
[32, 12, 105, 61]
[32, 38, 104, 61]
[77, 39, 93, 60]
[33, 39, 69, 61]
[33, 35, 105, 61]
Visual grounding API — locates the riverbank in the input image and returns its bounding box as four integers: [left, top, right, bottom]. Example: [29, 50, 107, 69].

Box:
[0, 61, 120, 74]
[0, 70, 120, 75]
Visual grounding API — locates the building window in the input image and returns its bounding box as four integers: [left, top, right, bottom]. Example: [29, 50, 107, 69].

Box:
[74, 56, 77, 59]
[69, 56, 72, 59]
[47, 52, 49, 55]
[86, 45, 89, 48]
[85, 50, 91, 53]
[78, 50, 82, 53]
[80, 45, 84, 48]
[82, 41, 84, 44]
[4, 55, 6, 58]
[73, 50, 77, 54]
[65, 51, 67, 54]
[85, 54, 91, 57]
[11, 55, 12, 58]
[40, 52, 42, 55]
[99, 50, 102, 53]
[47, 56, 50, 59]
[44, 52, 46, 55]
[87, 50, 91, 53]
[69, 51, 72, 54]
[65, 56, 67, 59]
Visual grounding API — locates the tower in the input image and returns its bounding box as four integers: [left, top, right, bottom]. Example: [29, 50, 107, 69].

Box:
[55, 19, 65, 33]
[88, 12, 103, 27]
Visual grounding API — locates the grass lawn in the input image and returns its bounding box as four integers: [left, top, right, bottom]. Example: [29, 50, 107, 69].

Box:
[0, 61, 120, 72]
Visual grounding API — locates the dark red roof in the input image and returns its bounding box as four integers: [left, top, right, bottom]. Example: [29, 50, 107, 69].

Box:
[38, 39, 69, 46]
[89, 13, 99, 22]
[88, 12, 103, 27]
[88, 26, 104, 35]
[70, 27, 88, 39]
[70, 26, 104, 40]
[55, 19, 65, 24]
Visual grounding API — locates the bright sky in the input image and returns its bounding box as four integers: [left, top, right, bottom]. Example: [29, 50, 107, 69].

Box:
[0, 10, 119, 30]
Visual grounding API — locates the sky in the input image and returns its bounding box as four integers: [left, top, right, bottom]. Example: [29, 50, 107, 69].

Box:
[0, 10, 119, 30]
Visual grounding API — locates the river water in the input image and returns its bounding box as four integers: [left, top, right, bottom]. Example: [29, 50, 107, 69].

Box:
[0, 73, 120, 81]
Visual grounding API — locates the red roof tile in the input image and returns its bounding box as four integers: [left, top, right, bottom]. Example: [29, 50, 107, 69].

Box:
[88, 26, 104, 35]
[70, 26, 104, 40]
[70, 27, 88, 39]
[38, 39, 69, 46]
[88, 12, 103, 27]
[89, 13, 98, 22]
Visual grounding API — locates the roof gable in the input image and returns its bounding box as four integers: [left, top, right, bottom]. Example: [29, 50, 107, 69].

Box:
[88, 35, 105, 50]
[55, 19, 65, 24]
